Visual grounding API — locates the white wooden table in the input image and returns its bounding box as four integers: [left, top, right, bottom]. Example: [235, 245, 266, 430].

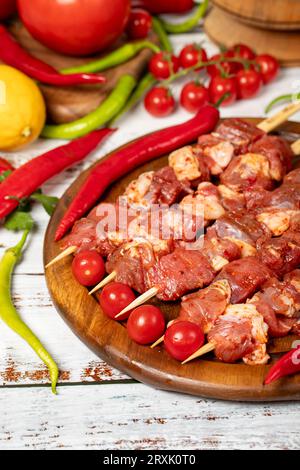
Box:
[1, 30, 300, 450]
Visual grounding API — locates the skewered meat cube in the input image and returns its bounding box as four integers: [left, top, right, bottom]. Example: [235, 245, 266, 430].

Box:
[214, 257, 273, 304]
[207, 304, 269, 365]
[257, 233, 300, 276]
[168, 145, 210, 185]
[179, 280, 231, 334]
[249, 135, 293, 180]
[196, 134, 235, 175]
[214, 118, 265, 154]
[220, 153, 274, 191]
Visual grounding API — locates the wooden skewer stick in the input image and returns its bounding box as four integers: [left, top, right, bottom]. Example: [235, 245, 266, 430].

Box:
[181, 342, 215, 365]
[89, 271, 117, 295]
[291, 138, 300, 156]
[45, 246, 76, 268]
[150, 335, 164, 349]
[257, 101, 300, 133]
[115, 287, 159, 318]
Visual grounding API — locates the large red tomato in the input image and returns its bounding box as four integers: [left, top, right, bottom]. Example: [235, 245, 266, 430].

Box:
[0, 0, 16, 20]
[17, 0, 131, 56]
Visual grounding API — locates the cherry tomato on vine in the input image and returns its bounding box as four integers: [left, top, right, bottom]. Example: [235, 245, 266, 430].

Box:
[254, 54, 279, 84]
[72, 251, 105, 287]
[231, 43, 256, 61]
[98, 282, 136, 321]
[149, 52, 180, 80]
[144, 86, 176, 117]
[127, 8, 152, 39]
[164, 321, 205, 362]
[127, 305, 165, 345]
[180, 82, 209, 114]
[236, 69, 262, 99]
[207, 52, 240, 77]
[208, 75, 238, 106]
[179, 44, 208, 70]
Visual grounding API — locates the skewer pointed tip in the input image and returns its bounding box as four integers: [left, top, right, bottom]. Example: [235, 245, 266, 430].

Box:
[89, 271, 117, 295]
[181, 342, 215, 365]
[45, 246, 76, 268]
[115, 286, 159, 318]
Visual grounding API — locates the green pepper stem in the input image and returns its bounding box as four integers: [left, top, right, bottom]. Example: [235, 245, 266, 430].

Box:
[152, 17, 173, 52]
[61, 41, 160, 75]
[0, 231, 59, 394]
[161, 0, 209, 34]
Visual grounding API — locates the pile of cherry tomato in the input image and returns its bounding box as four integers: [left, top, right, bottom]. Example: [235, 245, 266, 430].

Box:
[71, 250, 205, 361]
[144, 43, 279, 117]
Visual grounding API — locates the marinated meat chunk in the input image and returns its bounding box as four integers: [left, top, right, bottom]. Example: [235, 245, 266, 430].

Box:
[215, 257, 272, 303]
[214, 118, 265, 154]
[249, 135, 293, 181]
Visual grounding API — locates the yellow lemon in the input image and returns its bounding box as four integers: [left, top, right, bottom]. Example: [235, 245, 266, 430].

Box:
[0, 65, 46, 151]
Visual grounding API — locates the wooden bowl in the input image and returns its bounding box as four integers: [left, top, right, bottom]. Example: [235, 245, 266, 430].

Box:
[212, 0, 300, 30]
[205, 6, 300, 67]
[44, 118, 300, 402]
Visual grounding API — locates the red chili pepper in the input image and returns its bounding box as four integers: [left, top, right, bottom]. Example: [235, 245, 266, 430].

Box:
[0, 26, 106, 86]
[0, 129, 115, 219]
[132, 0, 194, 13]
[0, 157, 14, 175]
[55, 104, 219, 241]
[264, 345, 300, 385]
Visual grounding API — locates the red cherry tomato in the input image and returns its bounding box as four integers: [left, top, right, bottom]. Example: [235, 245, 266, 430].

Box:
[127, 8, 152, 39]
[17, 0, 131, 56]
[231, 43, 256, 61]
[144, 86, 176, 117]
[149, 52, 180, 80]
[127, 305, 165, 345]
[208, 75, 238, 106]
[180, 82, 209, 114]
[255, 54, 279, 84]
[0, 0, 16, 20]
[0, 157, 14, 176]
[99, 282, 136, 321]
[179, 44, 208, 70]
[236, 69, 262, 99]
[72, 251, 105, 287]
[207, 52, 240, 77]
[164, 321, 205, 362]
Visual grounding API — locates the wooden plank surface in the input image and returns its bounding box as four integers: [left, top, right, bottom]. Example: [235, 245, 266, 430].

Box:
[0, 383, 300, 450]
[0, 30, 300, 449]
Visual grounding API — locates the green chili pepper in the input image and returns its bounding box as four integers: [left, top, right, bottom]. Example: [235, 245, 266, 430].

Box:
[265, 94, 299, 114]
[42, 75, 137, 140]
[0, 231, 59, 394]
[61, 41, 160, 75]
[111, 73, 157, 124]
[152, 17, 173, 52]
[161, 0, 209, 34]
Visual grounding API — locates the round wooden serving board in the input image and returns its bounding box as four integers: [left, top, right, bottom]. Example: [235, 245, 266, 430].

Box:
[44, 118, 300, 402]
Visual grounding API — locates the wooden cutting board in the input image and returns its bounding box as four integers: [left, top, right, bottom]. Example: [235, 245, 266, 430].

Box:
[6, 21, 158, 124]
[205, 7, 300, 67]
[44, 118, 300, 402]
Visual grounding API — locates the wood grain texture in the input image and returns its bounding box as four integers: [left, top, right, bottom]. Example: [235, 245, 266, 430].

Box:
[7, 22, 158, 124]
[44, 118, 300, 402]
[0, 383, 300, 450]
[205, 7, 300, 66]
[212, 0, 300, 30]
